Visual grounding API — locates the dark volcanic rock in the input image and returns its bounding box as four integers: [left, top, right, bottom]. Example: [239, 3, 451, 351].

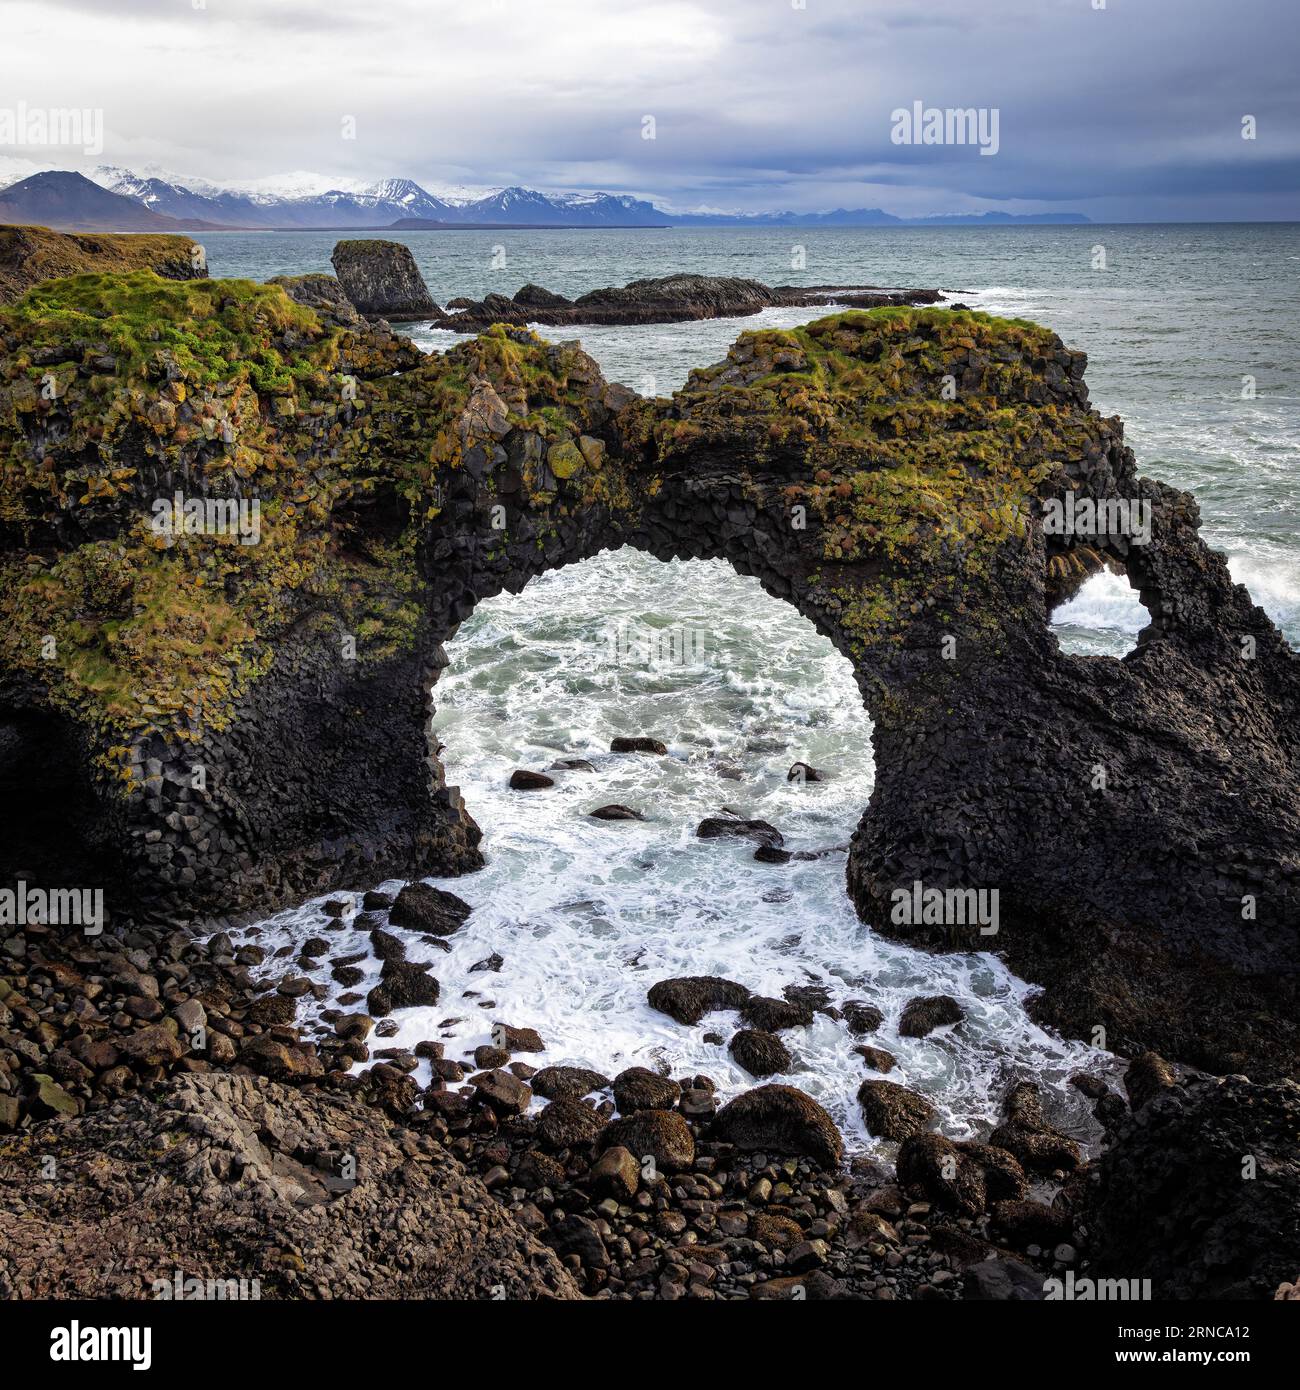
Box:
[711, 1084, 843, 1167]
[389, 883, 472, 936]
[609, 735, 667, 755]
[588, 804, 644, 821]
[0, 1072, 579, 1299]
[988, 1082, 1081, 1174]
[647, 975, 751, 1025]
[268, 272, 363, 328]
[729, 1028, 792, 1078]
[858, 1079, 937, 1142]
[330, 238, 437, 320]
[696, 817, 784, 847]
[1081, 1075, 1300, 1299]
[741, 995, 814, 1032]
[897, 994, 964, 1038]
[1124, 1050, 1178, 1112]
[531, 1065, 611, 1100]
[600, 1109, 695, 1173]
[509, 769, 554, 790]
[842, 1001, 885, 1036]
[436, 273, 942, 332]
[538, 1097, 607, 1149]
[612, 1067, 680, 1113]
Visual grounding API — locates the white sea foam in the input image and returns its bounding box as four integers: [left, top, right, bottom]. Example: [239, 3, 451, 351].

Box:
[227, 552, 1115, 1155]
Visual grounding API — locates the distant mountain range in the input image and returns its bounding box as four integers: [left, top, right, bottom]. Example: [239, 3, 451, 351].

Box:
[0, 167, 1091, 232]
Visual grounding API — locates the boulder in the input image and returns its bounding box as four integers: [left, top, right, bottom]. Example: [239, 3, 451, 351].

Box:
[710, 1084, 843, 1167]
[696, 817, 783, 847]
[599, 1109, 695, 1173]
[842, 1001, 884, 1036]
[389, 883, 472, 936]
[1124, 1051, 1177, 1112]
[741, 995, 813, 1032]
[647, 975, 751, 1026]
[895, 1132, 987, 1216]
[609, 736, 667, 755]
[531, 1065, 611, 1100]
[588, 804, 645, 820]
[588, 1145, 639, 1201]
[897, 994, 964, 1038]
[612, 1067, 680, 1113]
[471, 1069, 532, 1116]
[330, 239, 437, 320]
[729, 1029, 792, 1078]
[509, 769, 554, 790]
[857, 1079, 936, 1142]
[538, 1098, 606, 1149]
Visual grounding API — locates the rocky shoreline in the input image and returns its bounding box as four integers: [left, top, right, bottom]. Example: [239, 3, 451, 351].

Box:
[1, 892, 1296, 1301]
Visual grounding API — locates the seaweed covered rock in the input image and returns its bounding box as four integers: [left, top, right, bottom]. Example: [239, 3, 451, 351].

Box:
[710, 1083, 843, 1167]
[330, 238, 436, 320]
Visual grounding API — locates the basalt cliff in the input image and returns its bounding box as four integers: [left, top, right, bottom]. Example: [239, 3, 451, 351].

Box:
[0, 265, 1297, 1093]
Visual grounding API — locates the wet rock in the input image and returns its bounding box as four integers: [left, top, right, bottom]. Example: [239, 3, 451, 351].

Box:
[474, 1045, 509, 1070]
[787, 762, 825, 783]
[471, 1068, 532, 1116]
[508, 769, 554, 791]
[729, 1029, 791, 1078]
[361, 890, 394, 911]
[609, 736, 667, 755]
[897, 994, 964, 1038]
[531, 1065, 611, 1100]
[647, 975, 751, 1026]
[548, 757, 596, 773]
[696, 817, 783, 847]
[990, 1199, 1072, 1249]
[600, 1109, 695, 1173]
[493, 1024, 545, 1053]
[854, 1045, 896, 1072]
[588, 804, 644, 821]
[754, 845, 792, 864]
[741, 995, 813, 1032]
[589, 1145, 640, 1201]
[988, 1082, 1081, 1174]
[383, 959, 441, 1009]
[896, 1133, 987, 1216]
[538, 1098, 607, 1149]
[1124, 1051, 1177, 1112]
[842, 1001, 884, 1036]
[857, 1079, 936, 1142]
[711, 1084, 843, 1167]
[369, 928, 406, 963]
[612, 1067, 680, 1113]
[389, 883, 472, 937]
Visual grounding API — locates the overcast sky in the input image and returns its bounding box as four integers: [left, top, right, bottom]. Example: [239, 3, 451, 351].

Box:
[1, 0, 1297, 219]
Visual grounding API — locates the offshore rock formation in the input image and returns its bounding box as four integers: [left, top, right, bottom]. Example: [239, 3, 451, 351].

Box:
[437, 273, 944, 331]
[0, 223, 205, 303]
[330, 238, 437, 320]
[0, 269, 1297, 1081]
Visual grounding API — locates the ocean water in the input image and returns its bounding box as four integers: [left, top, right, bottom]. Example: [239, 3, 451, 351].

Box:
[213, 225, 1298, 1152]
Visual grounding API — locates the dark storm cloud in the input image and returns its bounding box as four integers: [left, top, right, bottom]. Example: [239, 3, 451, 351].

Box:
[1, 0, 1296, 219]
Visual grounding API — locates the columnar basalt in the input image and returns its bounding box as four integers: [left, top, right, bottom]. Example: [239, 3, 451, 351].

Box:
[1, 270, 1296, 1077]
